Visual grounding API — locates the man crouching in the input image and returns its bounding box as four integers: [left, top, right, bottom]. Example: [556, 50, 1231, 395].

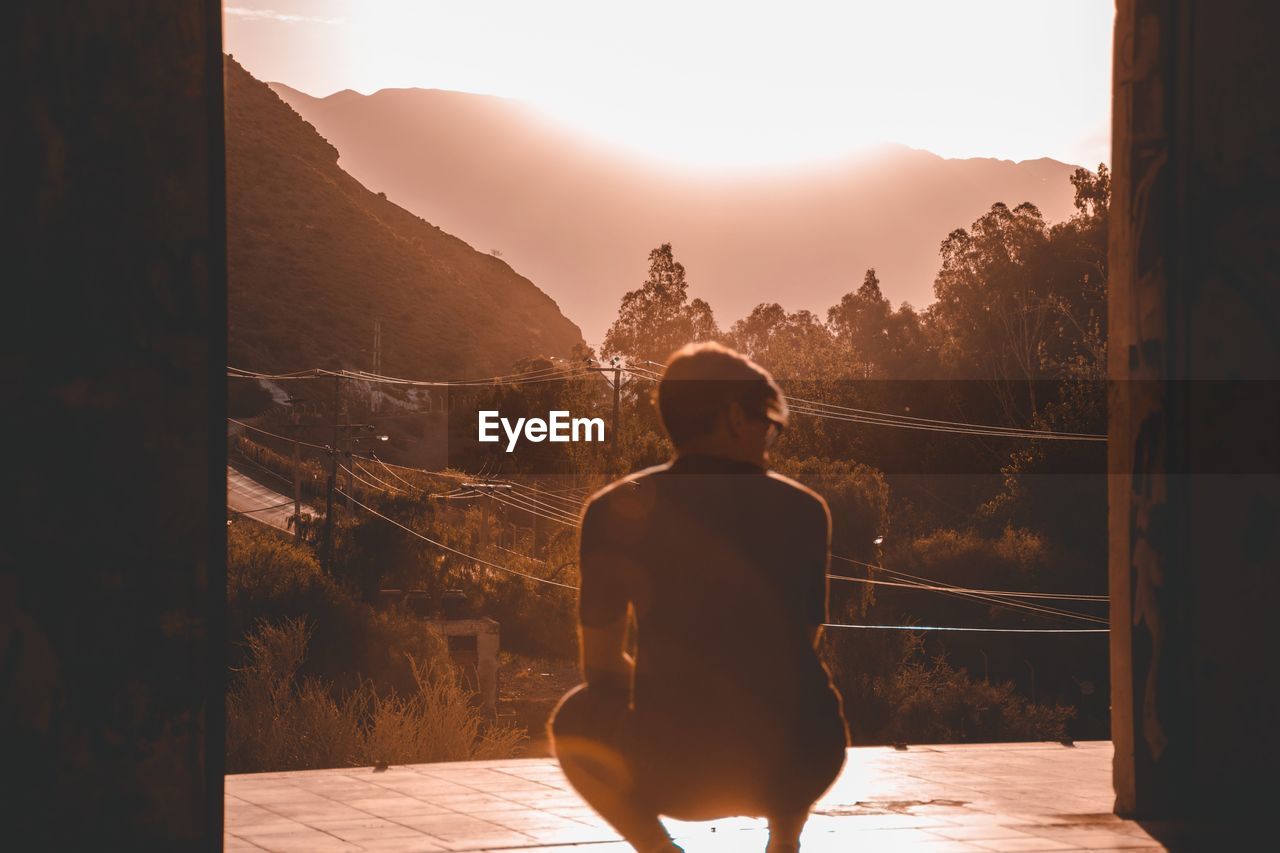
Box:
[549, 342, 848, 853]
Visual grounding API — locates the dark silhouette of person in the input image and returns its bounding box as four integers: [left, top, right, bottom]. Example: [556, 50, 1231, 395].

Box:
[549, 342, 848, 853]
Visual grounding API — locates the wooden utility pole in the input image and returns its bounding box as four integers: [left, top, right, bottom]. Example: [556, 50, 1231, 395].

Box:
[585, 360, 624, 476]
[345, 449, 355, 512]
[610, 363, 621, 476]
[292, 439, 302, 540]
[462, 482, 512, 548]
[322, 372, 341, 572]
[371, 319, 382, 413]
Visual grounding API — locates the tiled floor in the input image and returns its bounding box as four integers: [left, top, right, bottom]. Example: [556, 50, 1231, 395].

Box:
[225, 742, 1211, 851]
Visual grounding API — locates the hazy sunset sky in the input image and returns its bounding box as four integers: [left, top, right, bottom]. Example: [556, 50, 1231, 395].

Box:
[225, 1, 1113, 169]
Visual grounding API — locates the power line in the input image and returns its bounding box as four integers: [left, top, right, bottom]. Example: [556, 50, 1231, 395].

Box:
[336, 488, 578, 590]
[332, 452, 1108, 610]
[227, 417, 331, 451]
[351, 460, 406, 494]
[828, 571, 1108, 626]
[231, 362, 1105, 441]
[489, 487, 583, 521]
[267, 445, 1105, 610]
[484, 488, 582, 525]
[786, 394, 1105, 439]
[332, 488, 1110, 634]
[786, 401, 1104, 442]
[829, 555, 1108, 602]
[339, 463, 398, 496]
[839, 557, 1109, 626]
[623, 364, 1105, 441]
[823, 622, 1107, 633]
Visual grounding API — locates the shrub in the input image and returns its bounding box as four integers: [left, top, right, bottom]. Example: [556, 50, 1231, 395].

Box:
[227, 521, 446, 696]
[883, 654, 1074, 744]
[226, 618, 524, 773]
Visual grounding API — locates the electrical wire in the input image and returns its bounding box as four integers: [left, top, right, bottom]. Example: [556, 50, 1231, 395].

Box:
[509, 482, 588, 511]
[372, 456, 430, 492]
[339, 463, 397, 496]
[351, 460, 407, 494]
[229, 362, 1105, 441]
[301, 486, 1108, 633]
[336, 488, 579, 590]
[228, 418, 331, 451]
[831, 554, 1108, 601]
[786, 401, 1104, 442]
[822, 622, 1107, 633]
[827, 571, 1108, 626]
[491, 486, 584, 520]
[486, 491, 582, 527]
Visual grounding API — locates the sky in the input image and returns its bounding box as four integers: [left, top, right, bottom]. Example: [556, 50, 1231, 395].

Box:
[224, 0, 1114, 171]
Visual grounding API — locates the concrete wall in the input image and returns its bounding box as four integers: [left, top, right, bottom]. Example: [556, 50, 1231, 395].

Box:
[2, 2, 225, 847]
[1109, 0, 1280, 818]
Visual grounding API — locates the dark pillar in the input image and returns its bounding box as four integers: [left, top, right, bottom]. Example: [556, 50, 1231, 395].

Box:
[3, 2, 225, 848]
[1109, 0, 1280, 818]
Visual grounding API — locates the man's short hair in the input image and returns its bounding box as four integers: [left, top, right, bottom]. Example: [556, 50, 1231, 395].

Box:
[655, 342, 789, 448]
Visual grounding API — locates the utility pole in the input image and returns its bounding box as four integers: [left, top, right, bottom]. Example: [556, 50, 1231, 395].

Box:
[345, 449, 355, 512]
[610, 363, 621, 476]
[322, 372, 341, 572]
[371, 319, 382, 413]
[292, 439, 302, 540]
[584, 357, 623, 476]
[462, 482, 512, 548]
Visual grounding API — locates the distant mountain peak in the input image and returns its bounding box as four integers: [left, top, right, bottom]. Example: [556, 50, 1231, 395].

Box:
[270, 81, 1082, 345]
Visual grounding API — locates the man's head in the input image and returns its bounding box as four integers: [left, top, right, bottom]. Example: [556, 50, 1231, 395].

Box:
[655, 342, 788, 465]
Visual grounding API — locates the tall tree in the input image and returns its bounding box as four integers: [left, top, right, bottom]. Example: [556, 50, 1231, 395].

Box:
[602, 243, 720, 365]
[828, 268, 893, 378]
[931, 202, 1056, 423]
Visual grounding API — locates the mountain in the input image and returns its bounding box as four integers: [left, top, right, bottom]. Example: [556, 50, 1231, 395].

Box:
[269, 82, 1085, 345]
[225, 58, 583, 378]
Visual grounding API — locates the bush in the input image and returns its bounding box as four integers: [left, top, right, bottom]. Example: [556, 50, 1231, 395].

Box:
[227, 521, 446, 696]
[883, 654, 1074, 744]
[226, 618, 524, 772]
[825, 620, 1075, 745]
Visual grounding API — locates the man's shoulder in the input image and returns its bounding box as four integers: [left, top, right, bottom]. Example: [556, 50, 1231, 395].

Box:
[582, 463, 670, 517]
[763, 470, 831, 521]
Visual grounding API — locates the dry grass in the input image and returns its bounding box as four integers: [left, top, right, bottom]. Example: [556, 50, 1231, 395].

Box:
[226, 618, 524, 772]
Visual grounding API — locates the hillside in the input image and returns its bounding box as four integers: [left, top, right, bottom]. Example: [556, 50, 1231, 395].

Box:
[270, 83, 1086, 344]
[225, 58, 583, 377]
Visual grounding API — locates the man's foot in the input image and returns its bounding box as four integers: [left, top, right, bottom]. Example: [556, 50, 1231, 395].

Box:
[766, 811, 807, 853]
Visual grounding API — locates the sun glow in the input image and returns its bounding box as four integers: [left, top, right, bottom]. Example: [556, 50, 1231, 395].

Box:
[226, 0, 1113, 170]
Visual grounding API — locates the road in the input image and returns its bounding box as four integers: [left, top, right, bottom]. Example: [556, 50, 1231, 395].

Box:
[226, 466, 319, 533]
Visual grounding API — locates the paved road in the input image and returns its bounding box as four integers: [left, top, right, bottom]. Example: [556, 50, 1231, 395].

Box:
[226, 466, 319, 533]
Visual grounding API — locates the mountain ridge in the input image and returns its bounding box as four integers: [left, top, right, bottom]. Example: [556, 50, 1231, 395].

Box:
[226, 58, 583, 377]
[270, 81, 1086, 345]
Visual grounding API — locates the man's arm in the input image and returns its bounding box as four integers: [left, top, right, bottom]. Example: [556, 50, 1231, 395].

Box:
[805, 496, 833, 649]
[580, 619, 632, 692]
[577, 497, 633, 691]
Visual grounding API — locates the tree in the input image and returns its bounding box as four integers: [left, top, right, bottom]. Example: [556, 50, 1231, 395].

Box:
[828, 268, 893, 378]
[602, 243, 720, 366]
[931, 202, 1056, 423]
